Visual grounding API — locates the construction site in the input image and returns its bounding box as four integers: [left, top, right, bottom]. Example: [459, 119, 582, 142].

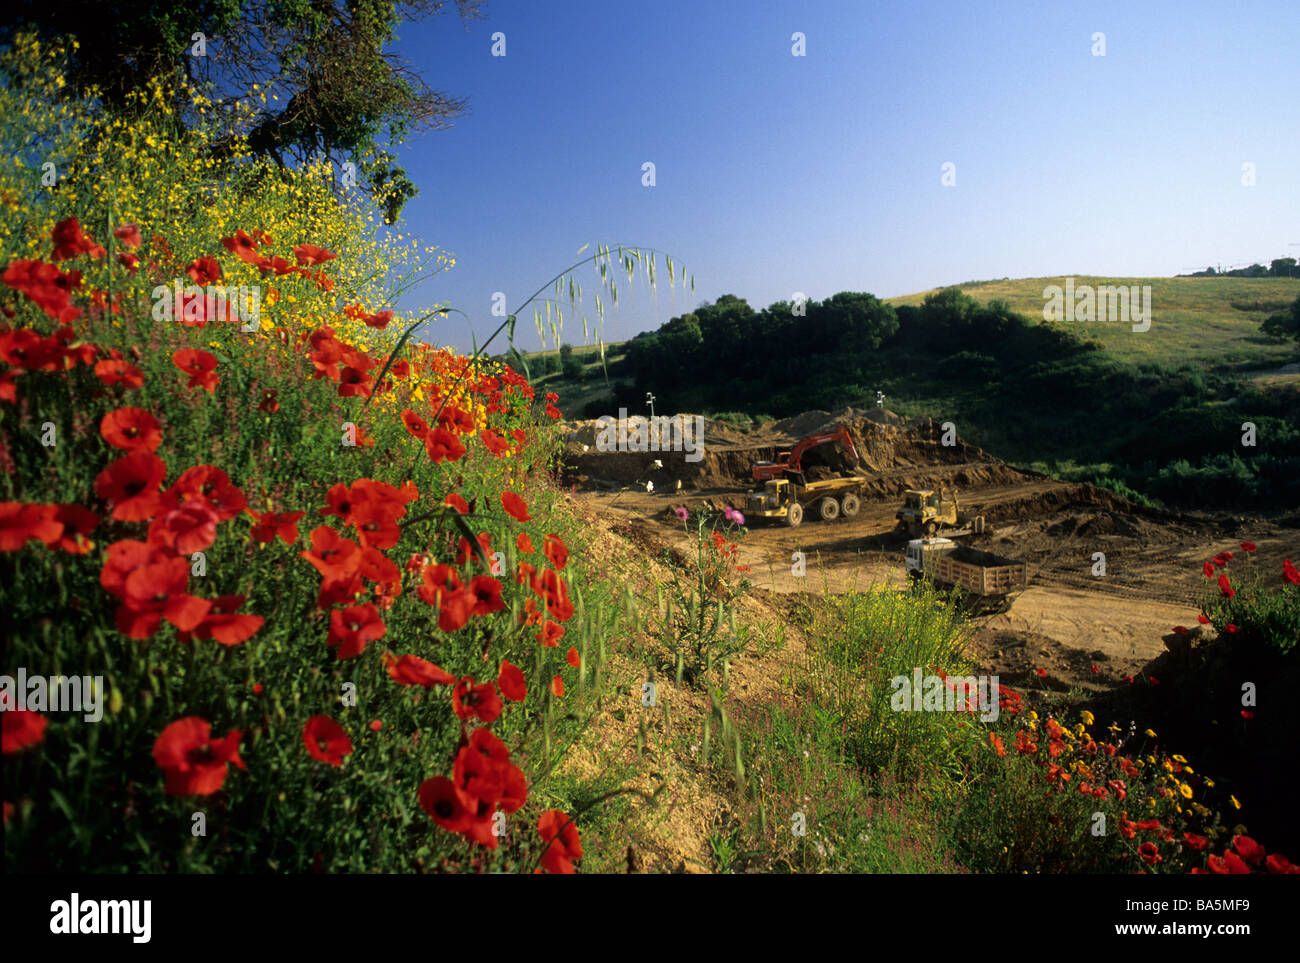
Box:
[559, 406, 1300, 691]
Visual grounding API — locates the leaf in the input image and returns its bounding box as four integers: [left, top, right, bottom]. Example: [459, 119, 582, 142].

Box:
[575, 242, 590, 259]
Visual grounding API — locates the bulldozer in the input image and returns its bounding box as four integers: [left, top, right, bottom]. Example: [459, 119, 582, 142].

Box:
[895, 488, 986, 537]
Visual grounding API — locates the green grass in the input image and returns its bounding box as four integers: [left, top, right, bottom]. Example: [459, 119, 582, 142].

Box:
[887, 276, 1300, 371]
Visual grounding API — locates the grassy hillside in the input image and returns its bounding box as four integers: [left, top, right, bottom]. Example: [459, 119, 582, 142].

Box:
[887, 276, 1300, 373]
[525, 277, 1300, 508]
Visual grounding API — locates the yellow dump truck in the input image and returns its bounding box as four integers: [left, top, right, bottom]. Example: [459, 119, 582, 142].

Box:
[746, 476, 863, 527]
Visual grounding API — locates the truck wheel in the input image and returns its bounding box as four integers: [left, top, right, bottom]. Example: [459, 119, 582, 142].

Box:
[924, 521, 938, 537]
[785, 502, 804, 527]
[818, 497, 840, 521]
[840, 493, 860, 517]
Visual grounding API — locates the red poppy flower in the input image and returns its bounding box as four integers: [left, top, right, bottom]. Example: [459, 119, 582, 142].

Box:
[545, 391, 558, 403]
[172, 349, 219, 392]
[1209, 851, 1251, 874]
[515, 532, 535, 555]
[550, 674, 565, 698]
[51, 503, 98, 554]
[537, 620, 565, 647]
[1217, 574, 1234, 598]
[293, 244, 336, 266]
[1197, 613, 1210, 624]
[480, 429, 509, 455]
[1183, 832, 1209, 851]
[258, 389, 279, 413]
[545, 403, 561, 420]
[1241, 709, 1254, 719]
[425, 427, 466, 462]
[221, 230, 266, 266]
[94, 357, 145, 389]
[0, 502, 61, 551]
[1202, 561, 1214, 577]
[113, 224, 142, 249]
[444, 492, 470, 515]
[498, 660, 526, 701]
[1, 708, 49, 753]
[2, 261, 81, 322]
[1240, 541, 1257, 552]
[116, 556, 211, 639]
[1089, 664, 1100, 674]
[401, 409, 429, 439]
[1233, 835, 1266, 867]
[1284, 559, 1300, 586]
[185, 256, 222, 285]
[327, 603, 386, 659]
[537, 568, 575, 622]
[467, 575, 505, 616]
[370, 719, 382, 731]
[1266, 853, 1299, 874]
[152, 717, 245, 795]
[383, 653, 455, 687]
[1138, 841, 1161, 866]
[100, 406, 162, 453]
[536, 810, 582, 874]
[182, 594, 264, 646]
[543, 534, 568, 570]
[501, 491, 531, 522]
[147, 500, 220, 555]
[168, 465, 246, 520]
[303, 715, 352, 766]
[452, 677, 502, 724]
[301, 526, 362, 582]
[566, 646, 581, 668]
[94, 451, 167, 521]
[419, 776, 473, 837]
[51, 217, 105, 260]
[247, 509, 304, 544]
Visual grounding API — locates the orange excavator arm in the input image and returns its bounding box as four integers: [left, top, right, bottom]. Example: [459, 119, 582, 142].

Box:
[751, 425, 860, 481]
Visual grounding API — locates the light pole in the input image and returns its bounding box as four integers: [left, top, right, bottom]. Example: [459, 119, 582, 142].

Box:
[645, 392, 656, 420]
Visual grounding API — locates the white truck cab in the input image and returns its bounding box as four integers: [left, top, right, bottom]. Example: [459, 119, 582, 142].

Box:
[904, 537, 957, 576]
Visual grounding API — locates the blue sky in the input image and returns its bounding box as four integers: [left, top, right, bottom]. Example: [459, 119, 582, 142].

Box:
[387, 0, 1300, 352]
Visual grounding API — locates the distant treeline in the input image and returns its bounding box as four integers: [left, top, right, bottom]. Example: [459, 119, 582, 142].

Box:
[601, 289, 1300, 509]
[1181, 257, 1300, 278]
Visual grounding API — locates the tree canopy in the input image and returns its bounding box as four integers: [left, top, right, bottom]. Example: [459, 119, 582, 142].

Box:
[0, 0, 485, 222]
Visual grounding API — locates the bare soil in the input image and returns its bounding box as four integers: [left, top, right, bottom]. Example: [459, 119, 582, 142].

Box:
[561, 408, 1300, 692]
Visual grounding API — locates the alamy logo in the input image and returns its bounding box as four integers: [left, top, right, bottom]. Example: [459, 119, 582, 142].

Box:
[890, 668, 1000, 722]
[50, 894, 151, 943]
[0, 669, 103, 722]
[595, 409, 705, 463]
[1042, 278, 1151, 332]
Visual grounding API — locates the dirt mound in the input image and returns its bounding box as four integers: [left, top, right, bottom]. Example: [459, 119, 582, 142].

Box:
[560, 404, 1036, 494]
[764, 405, 917, 440]
[1045, 510, 1146, 540]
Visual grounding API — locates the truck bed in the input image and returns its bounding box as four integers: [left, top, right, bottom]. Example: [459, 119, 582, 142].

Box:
[932, 546, 1027, 597]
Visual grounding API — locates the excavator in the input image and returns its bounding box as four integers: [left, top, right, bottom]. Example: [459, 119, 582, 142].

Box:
[751, 425, 860, 485]
[746, 425, 865, 527]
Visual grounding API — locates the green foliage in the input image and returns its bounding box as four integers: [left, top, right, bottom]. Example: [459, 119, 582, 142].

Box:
[1261, 294, 1300, 348]
[653, 512, 752, 685]
[559, 343, 583, 380]
[1, 0, 486, 222]
[806, 583, 972, 781]
[1199, 558, 1300, 658]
